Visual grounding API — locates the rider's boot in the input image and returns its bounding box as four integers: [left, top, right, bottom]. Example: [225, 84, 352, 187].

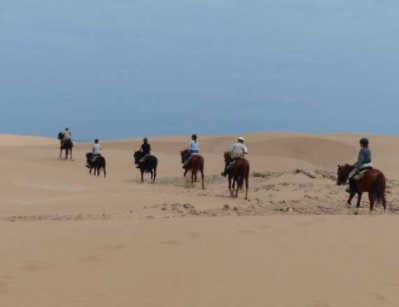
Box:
[182, 160, 189, 169]
[221, 165, 229, 177]
[346, 179, 356, 194]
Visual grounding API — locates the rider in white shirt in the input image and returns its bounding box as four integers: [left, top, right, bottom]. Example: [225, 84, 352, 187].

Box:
[221, 137, 248, 177]
[92, 139, 102, 155]
[86, 139, 102, 168]
[183, 134, 200, 168]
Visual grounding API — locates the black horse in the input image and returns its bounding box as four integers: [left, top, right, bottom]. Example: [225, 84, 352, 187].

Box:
[134, 151, 158, 182]
[86, 153, 107, 178]
[58, 132, 73, 160]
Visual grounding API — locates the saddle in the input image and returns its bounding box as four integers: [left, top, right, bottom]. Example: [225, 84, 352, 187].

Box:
[91, 154, 101, 163]
[353, 167, 373, 181]
[62, 139, 74, 148]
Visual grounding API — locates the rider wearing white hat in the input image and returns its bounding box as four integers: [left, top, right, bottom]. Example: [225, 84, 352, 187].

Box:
[231, 137, 248, 158]
[221, 137, 248, 177]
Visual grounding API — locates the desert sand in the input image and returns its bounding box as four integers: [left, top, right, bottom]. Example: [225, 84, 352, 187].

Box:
[0, 132, 399, 306]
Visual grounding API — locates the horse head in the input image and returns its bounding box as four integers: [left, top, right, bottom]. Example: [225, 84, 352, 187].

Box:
[180, 149, 189, 164]
[223, 151, 232, 163]
[58, 132, 63, 140]
[337, 164, 351, 186]
[134, 151, 143, 165]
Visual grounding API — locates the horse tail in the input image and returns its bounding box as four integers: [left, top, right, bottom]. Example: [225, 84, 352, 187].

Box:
[373, 172, 386, 204]
[102, 157, 107, 176]
[237, 161, 246, 191]
[241, 161, 250, 191]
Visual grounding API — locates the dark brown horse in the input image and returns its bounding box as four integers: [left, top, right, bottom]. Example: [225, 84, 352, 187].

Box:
[86, 153, 107, 178]
[58, 132, 73, 160]
[337, 164, 387, 215]
[223, 152, 250, 199]
[180, 149, 205, 189]
[134, 151, 158, 183]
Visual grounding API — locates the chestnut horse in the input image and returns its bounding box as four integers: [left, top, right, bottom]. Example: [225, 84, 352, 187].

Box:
[337, 164, 387, 215]
[223, 152, 250, 199]
[180, 150, 205, 189]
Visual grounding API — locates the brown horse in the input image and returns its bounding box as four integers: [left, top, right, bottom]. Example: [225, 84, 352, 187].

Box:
[337, 164, 387, 215]
[223, 152, 250, 199]
[180, 150, 205, 189]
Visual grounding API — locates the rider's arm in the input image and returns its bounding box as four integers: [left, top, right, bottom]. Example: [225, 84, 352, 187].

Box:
[357, 150, 365, 169]
[244, 145, 248, 154]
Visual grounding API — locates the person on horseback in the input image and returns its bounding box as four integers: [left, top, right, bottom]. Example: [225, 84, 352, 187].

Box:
[137, 137, 152, 168]
[61, 128, 72, 148]
[346, 138, 373, 194]
[183, 134, 200, 169]
[86, 139, 102, 168]
[221, 137, 248, 177]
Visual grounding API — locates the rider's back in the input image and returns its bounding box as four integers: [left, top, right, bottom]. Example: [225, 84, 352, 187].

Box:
[231, 143, 248, 159]
[92, 143, 102, 155]
[189, 140, 200, 153]
[63, 131, 71, 141]
[358, 148, 371, 168]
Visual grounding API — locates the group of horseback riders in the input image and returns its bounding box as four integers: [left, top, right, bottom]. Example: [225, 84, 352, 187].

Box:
[59, 127, 376, 196]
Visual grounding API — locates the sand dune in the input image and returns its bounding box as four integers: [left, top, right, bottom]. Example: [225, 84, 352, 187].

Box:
[0, 134, 58, 147]
[1, 132, 399, 306]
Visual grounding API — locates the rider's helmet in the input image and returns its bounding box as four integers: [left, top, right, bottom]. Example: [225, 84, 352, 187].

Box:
[360, 138, 369, 147]
[143, 137, 148, 143]
[65, 128, 69, 131]
[238, 137, 245, 143]
[95, 139, 99, 144]
[192, 134, 198, 140]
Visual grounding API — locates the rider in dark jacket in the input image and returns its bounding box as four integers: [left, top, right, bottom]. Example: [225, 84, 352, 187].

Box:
[347, 138, 372, 193]
[137, 138, 151, 168]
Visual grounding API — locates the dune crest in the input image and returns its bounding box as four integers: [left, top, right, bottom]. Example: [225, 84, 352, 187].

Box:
[0, 134, 58, 147]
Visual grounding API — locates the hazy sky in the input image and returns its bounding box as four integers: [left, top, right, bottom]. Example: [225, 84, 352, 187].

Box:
[1, 0, 399, 140]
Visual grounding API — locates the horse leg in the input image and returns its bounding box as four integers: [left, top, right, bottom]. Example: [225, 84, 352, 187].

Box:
[59, 149, 62, 159]
[231, 179, 236, 197]
[89, 167, 92, 175]
[368, 192, 375, 214]
[70, 148, 73, 161]
[141, 170, 144, 183]
[347, 192, 356, 206]
[192, 170, 196, 185]
[355, 193, 362, 215]
[150, 170, 153, 180]
[103, 166, 107, 178]
[245, 176, 249, 200]
[235, 179, 240, 198]
[383, 196, 387, 215]
[201, 169, 205, 190]
[228, 175, 232, 196]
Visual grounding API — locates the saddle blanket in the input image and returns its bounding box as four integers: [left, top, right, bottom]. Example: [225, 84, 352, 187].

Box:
[353, 168, 372, 181]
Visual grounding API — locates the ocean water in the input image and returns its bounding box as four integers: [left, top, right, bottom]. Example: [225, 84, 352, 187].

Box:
[1, 0, 398, 139]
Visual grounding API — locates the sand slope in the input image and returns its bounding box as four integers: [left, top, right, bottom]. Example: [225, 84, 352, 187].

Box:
[1, 132, 399, 306]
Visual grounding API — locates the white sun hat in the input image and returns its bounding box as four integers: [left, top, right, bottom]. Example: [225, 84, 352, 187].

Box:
[238, 137, 245, 142]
